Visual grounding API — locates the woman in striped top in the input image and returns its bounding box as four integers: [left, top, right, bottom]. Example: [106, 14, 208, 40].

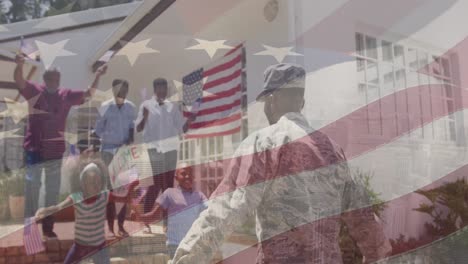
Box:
[35, 160, 138, 264]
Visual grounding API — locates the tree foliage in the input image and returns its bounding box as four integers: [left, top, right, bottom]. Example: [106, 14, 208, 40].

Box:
[0, 0, 137, 24]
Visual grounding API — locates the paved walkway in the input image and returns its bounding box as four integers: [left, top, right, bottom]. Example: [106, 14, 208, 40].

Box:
[0, 220, 161, 247]
[0, 220, 258, 263]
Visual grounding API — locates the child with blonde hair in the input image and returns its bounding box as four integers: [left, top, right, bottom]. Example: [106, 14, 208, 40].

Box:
[36, 160, 138, 264]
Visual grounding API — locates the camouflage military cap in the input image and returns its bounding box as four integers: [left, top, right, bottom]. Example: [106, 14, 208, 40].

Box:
[256, 63, 306, 101]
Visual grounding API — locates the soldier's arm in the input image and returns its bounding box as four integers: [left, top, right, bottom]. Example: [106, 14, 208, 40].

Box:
[173, 144, 270, 264]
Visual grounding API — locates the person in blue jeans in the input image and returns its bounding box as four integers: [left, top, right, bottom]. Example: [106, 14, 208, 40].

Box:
[133, 163, 207, 259]
[14, 53, 107, 239]
[93, 79, 136, 237]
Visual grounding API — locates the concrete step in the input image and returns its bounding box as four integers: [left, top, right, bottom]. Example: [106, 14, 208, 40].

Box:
[110, 254, 170, 264]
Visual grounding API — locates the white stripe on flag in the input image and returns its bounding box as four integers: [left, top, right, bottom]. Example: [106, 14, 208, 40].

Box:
[23, 217, 45, 255]
[203, 72, 242, 94]
[205, 45, 243, 72]
[183, 44, 244, 138]
[190, 105, 241, 124]
[199, 92, 241, 112]
[186, 116, 241, 138]
[204, 60, 242, 83]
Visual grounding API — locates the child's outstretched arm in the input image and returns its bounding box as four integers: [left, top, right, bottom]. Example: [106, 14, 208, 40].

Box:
[35, 197, 73, 221]
[132, 202, 163, 224]
[109, 180, 139, 203]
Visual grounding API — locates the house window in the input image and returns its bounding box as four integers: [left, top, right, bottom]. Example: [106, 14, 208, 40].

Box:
[355, 33, 457, 141]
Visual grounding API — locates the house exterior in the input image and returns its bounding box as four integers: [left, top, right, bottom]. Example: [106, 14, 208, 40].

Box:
[1, 0, 468, 261]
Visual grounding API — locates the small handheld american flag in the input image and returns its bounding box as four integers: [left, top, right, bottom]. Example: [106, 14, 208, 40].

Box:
[182, 44, 244, 138]
[23, 217, 45, 255]
[19, 36, 39, 60]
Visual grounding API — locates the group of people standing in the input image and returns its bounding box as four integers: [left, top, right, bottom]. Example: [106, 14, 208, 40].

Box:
[14, 53, 204, 263]
[93, 77, 195, 236]
[13, 51, 393, 263]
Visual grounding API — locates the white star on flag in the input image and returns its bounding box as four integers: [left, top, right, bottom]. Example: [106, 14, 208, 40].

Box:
[174, 78, 207, 93]
[186, 39, 233, 59]
[254, 44, 303, 63]
[98, 50, 115, 63]
[1, 96, 46, 124]
[92, 88, 114, 103]
[35, 40, 76, 69]
[173, 80, 183, 91]
[73, 88, 114, 111]
[117, 39, 159, 66]
[0, 129, 22, 139]
[118, 39, 130, 47]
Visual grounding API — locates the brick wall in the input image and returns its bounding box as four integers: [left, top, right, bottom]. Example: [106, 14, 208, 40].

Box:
[0, 232, 254, 263]
[1, 239, 72, 264]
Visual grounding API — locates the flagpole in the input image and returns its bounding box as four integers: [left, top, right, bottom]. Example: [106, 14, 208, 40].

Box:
[88, 94, 91, 149]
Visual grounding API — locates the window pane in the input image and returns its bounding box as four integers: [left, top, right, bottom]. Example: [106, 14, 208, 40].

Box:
[449, 121, 456, 141]
[357, 58, 365, 72]
[366, 60, 379, 84]
[365, 36, 378, 59]
[184, 141, 189, 159]
[441, 57, 451, 77]
[201, 138, 207, 156]
[367, 84, 380, 102]
[190, 140, 195, 157]
[242, 118, 249, 139]
[432, 56, 442, 75]
[434, 121, 447, 141]
[216, 137, 223, 154]
[358, 83, 366, 92]
[394, 45, 404, 65]
[447, 100, 454, 114]
[209, 137, 215, 156]
[381, 64, 394, 92]
[418, 51, 429, 70]
[201, 166, 207, 178]
[444, 83, 453, 98]
[395, 68, 406, 90]
[382, 41, 393, 61]
[407, 71, 419, 88]
[356, 33, 365, 56]
[407, 48, 418, 70]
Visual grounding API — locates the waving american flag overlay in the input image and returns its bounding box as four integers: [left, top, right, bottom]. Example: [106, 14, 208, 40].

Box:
[2, 0, 468, 264]
[182, 44, 245, 138]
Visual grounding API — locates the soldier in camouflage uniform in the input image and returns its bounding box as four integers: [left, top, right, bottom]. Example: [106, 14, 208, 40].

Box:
[173, 64, 392, 264]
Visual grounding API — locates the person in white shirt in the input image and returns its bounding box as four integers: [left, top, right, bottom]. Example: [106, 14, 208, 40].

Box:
[136, 78, 195, 233]
[93, 79, 136, 237]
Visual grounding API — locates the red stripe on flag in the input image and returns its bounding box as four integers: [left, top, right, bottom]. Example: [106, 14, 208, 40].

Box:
[203, 54, 242, 77]
[203, 69, 242, 90]
[196, 99, 241, 116]
[189, 113, 242, 129]
[186, 126, 241, 139]
[223, 162, 468, 263]
[202, 84, 241, 103]
[224, 43, 244, 57]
